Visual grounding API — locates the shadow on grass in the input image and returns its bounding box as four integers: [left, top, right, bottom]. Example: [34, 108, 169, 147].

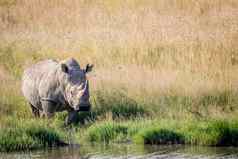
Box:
[134, 128, 184, 145]
[92, 90, 148, 119]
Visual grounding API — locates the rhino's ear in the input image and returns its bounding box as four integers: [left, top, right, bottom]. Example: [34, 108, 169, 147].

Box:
[61, 64, 69, 73]
[85, 64, 94, 73]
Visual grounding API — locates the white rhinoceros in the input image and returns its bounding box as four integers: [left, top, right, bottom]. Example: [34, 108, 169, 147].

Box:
[22, 58, 93, 125]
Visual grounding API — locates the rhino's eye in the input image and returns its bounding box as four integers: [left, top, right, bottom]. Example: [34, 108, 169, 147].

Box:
[70, 90, 74, 96]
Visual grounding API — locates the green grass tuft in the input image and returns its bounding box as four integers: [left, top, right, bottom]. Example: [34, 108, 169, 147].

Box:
[183, 120, 238, 146]
[0, 118, 66, 152]
[134, 128, 184, 145]
[86, 121, 128, 143]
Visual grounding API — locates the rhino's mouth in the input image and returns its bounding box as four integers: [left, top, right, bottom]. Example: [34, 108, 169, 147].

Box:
[74, 104, 91, 112]
[78, 106, 90, 111]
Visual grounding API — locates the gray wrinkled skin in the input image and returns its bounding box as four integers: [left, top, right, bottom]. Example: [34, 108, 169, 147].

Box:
[22, 58, 93, 125]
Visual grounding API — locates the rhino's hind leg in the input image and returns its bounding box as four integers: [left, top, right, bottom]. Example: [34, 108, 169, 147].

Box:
[30, 103, 40, 118]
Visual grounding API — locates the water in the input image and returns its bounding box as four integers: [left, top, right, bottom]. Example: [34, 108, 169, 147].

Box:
[1, 144, 238, 159]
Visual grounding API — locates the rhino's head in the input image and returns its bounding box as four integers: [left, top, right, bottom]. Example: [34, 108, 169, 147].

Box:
[60, 58, 93, 112]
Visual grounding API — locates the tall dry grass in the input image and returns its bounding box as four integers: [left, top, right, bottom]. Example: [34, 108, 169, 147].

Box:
[0, 0, 237, 119]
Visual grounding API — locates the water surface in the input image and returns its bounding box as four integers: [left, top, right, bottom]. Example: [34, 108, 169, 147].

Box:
[1, 144, 238, 159]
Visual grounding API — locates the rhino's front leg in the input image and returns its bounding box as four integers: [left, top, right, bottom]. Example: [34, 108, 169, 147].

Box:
[65, 111, 78, 125]
[41, 101, 56, 118]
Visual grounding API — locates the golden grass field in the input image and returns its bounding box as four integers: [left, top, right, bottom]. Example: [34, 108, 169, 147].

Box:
[0, 0, 237, 120]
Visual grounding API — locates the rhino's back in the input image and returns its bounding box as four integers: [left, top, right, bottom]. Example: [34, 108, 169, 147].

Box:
[22, 59, 58, 108]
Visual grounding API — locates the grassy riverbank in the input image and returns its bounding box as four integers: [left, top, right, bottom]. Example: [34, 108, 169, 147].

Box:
[0, 0, 237, 151]
[82, 119, 238, 146]
[0, 118, 67, 152]
[2, 116, 238, 151]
